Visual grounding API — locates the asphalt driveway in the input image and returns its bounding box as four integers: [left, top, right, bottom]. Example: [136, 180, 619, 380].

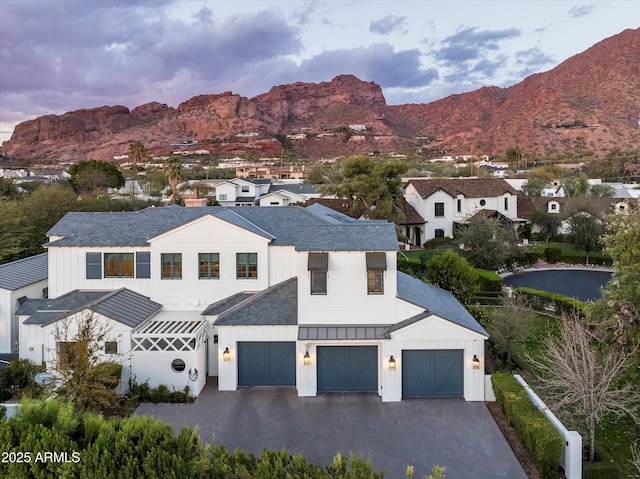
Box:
[135, 382, 526, 479]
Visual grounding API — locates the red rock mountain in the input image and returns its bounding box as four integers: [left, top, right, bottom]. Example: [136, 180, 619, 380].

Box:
[2, 29, 639, 163]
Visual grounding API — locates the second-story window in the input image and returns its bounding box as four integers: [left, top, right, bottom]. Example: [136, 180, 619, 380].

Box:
[434, 202, 445, 217]
[218, 194, 227, 201]
[366, 252, 386, 295]
[104, 253, 134, 278]
[236, 253, 258, 279]
[308, 252, 328, 295]
[504, 197, 509, 211]
[241, 185, 250, 193]
[457, 198, 462, 213]
[161, 253, 182, 279]
[199, 253, 220, 279]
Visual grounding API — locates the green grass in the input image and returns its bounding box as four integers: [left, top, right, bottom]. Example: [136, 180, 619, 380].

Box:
[482, 307, 639, 477]
[525, 241, 611, 260]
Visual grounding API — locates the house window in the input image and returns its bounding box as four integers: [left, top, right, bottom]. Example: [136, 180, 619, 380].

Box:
[136, 252, 151, 278]
[57, 341, 77, 364]
[236, 253, 258, 279]
[308, 252, 328, 295]
[105, 341, 118, 355]
[504, 197, 509, 211]
[366, 252, 386, 295]
[434, 202, 445, 217]
[241, 185, 250, 193]
[270, 201, 279, 205]
[435, 229, 445, 238]
[199, 253, 220, 279]
[86, 252, 102, 279]
[104, 253, 134, 278]
[161, 253, 182, 279]
[457, 198, 462, 213]
[218, 194, 227, 201]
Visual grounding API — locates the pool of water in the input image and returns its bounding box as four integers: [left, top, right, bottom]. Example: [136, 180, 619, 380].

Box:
[502, 269, 612, 301]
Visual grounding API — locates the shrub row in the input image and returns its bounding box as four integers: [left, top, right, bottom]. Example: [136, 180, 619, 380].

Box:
[515, 287, 584, 315]
[582, 444, 622, 479]
[491, 373, 563, 479]
[476, 269, 503, 292]
[557, 255, 613, 266]
[129, 381, 191, 403]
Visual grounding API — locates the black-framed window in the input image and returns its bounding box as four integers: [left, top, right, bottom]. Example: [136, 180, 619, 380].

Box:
[241, 185, 250, 192]
[105, 341, 118, 355]
[434, 202, 445, 217]
[457, 198, 462, 213]
[86, 253, 102, 279]
[367, 270, 384, 294]
[311, 271, 327, 294]
[308, 252, 328, 295]
[136, 252, 151, 278]
[435, 228, 445, 238]
[236, 253, 258, 279]
[104, 253, 134, 278]
[161, 253, 182, 279]
[504, 197, 509, 211]
[199, 253, 220, 279]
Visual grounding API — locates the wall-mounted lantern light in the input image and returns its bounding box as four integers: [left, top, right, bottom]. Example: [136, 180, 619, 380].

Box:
[223, 347, 230, 361]
[388, 355, 396, 371]
[303, 351, 311, 366]
[472, 354, 480, 370]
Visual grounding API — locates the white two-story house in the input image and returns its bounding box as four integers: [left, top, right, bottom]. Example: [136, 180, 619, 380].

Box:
[17, 204, 488, 401]
[404, 178, 523, 242]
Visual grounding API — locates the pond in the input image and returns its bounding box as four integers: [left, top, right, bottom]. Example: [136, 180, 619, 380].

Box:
[502, 269, 613, 302]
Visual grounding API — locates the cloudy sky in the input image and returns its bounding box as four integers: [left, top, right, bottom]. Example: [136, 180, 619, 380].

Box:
[1, 0, 638, 144]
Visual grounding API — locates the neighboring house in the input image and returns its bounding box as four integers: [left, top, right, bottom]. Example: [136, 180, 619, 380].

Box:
[0, 253, 48, 354]
[404, 179, 524, 241]
[215, 178, 272, 206]
[16, 205, 487, 402]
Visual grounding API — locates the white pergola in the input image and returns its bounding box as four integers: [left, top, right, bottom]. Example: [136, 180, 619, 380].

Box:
[132, 311, 208, 352]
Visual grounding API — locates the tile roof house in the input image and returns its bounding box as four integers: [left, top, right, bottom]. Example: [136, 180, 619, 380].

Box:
[404, 178, 526, 243]
[16, 205, 487, 401]
[0, 253, 48, 353]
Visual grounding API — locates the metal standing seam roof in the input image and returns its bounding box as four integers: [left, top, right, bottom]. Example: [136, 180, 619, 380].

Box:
[298, 325, 391, 341]
[201, 292, 257, 316]
[0, 253, 48, 291]
[396, 272, 488, 336]
[214, 278, 298, 326]
[20, 288, 161, 328]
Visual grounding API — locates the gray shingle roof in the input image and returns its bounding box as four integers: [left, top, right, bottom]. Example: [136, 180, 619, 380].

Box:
[20, 288, 161, 328]
[201, 292, 256, 316]
[46, 206, 399, 252]
[396, 272, 488, 336]
[214, 278, 297, 326]
[0, 253, 48, 291]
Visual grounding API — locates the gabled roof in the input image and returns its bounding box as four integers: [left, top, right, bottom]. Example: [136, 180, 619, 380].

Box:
[19, 288, 161, 328]
[516, 195, 638, 220]
[304, 198, 367, 218]
[214, 278, 297, 326]
[395, 272, 488, 336]
[45, 206, 399, 252]
[0, 253, 48, 291]
[407, 178, 518, 199]
[201, 292, 256, 316]
[398, 198, 424, 225]
[269, 184, 319, 195]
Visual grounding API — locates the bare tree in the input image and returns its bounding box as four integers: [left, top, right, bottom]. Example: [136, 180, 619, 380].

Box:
[527, 313, 639, 462]
[50, 311, 122, 411]
[488, 290, 535, 366]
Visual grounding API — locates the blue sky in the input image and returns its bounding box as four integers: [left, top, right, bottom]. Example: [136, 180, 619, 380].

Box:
[0, 0, 638, 144]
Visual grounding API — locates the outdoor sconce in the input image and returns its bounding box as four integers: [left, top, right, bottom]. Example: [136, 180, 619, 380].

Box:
[472, 354, 480, 370]
[222, 347, 230, 362]
[388, 355, 396, 371]
[303, 351, 311, 366]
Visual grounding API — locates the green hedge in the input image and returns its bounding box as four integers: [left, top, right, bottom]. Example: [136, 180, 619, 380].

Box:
[544, 247, 562, 263]
[582, 444, 622, 479]
[558, 255, 613, 266]
[476, 269, 503, 292]
[515, 287, 584, 315]
[491, 373, 563, 479]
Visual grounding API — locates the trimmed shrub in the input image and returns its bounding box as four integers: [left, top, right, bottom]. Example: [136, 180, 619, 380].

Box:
[423, 237, 454, 249]
[558, 255, 613, 266]
[491, 373, 563, 479]
[544, 247, 562, 263]
[476, 269, 503, 292]
[515, 287, 584, 315]
[0, 405, 5, 420]
[582, 444, 622, 479]
[129, 380, 191, 403]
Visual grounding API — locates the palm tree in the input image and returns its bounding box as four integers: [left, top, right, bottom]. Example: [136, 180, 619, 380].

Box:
[128, 141, 147, 205]
[165, 155, 185, 204]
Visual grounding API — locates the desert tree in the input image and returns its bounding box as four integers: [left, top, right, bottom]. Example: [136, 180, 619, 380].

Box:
[529, 209, 561, 242]
[128, 141, 147, 205]
[521, 177, 545, 197]
[566, 211, 605, 264]
[456, 216, 519, 271]
[165, 155, 185, 204]
[488, 291, 535, 367]
[50, 311, 123, 412]
[527, 313, 639, 462]
[68, 159, 125, 194]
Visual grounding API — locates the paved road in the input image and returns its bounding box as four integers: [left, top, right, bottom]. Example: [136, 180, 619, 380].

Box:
[135, 383, 526, 479]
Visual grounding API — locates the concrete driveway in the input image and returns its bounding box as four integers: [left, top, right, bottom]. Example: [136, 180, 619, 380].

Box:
[135, 383, 526, 479]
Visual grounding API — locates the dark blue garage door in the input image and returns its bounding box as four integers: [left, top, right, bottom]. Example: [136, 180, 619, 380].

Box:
[238, 342, 295, 386]
[317, 346, 377, 392]
[402, 350, 463, 397]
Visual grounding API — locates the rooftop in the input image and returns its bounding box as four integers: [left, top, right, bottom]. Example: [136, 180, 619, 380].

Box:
[0, 253, 48, 291]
